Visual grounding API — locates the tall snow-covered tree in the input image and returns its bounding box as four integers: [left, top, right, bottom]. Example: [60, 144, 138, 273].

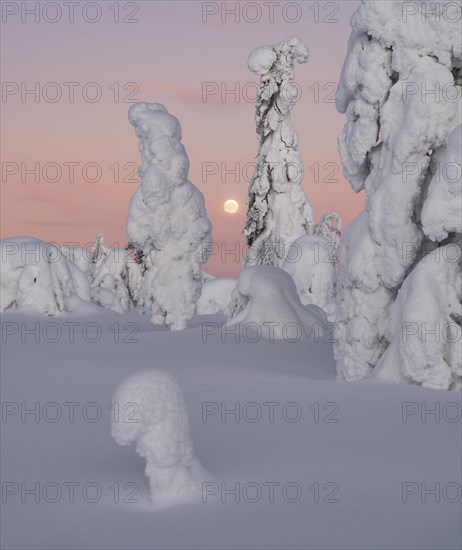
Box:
[244, 36, 315, 267]
[334, 0, 461, 385]
[126, 102, 213, 330]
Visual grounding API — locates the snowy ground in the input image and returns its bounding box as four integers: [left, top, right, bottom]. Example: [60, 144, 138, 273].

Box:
[1, 310, 461, 550]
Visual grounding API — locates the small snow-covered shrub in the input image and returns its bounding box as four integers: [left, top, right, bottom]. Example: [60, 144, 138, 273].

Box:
[90, 243, 143, 314]
[126, 102, 213, 330]
[1, 237, 90, 315]
[282, 234, 336, 311]
[196, 278, 237, 314]
[62, 234, 144, 314]
[225, 266, 326, 340]
[111, 371, 205, 506]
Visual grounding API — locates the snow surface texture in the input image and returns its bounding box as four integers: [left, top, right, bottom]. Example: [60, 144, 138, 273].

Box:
[281, 234, 336, 311]
[126, 102, 213, 330]
[226, 266, 327, 340]
[196, 278, 237, 314]
[244, 37, 315, 267]
[111, 370, 205, 506]
[0, 237, 91, 315]
[335, 0, 462, 384]
[3, 310, 461, 549]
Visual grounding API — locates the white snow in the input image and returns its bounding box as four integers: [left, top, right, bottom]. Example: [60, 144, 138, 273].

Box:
[0, 237, 91, 315]
[226, 266, 327, 340]
[281, 234, 336, 311]
[1, 310, 461, 549]
[111, 371, 206, 506]
[244, 37, 315, 267]
[422, 125, 462, 242]
[126, 102, 213, 330]
[334, 0, 462, 381]
[196, 278, 237, 315]
[372, 244, 462, 390]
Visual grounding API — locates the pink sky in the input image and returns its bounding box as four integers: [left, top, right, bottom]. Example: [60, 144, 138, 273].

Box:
[1, 0, 363, 276]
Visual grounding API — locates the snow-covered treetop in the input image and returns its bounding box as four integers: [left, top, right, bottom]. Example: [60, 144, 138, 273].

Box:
[126, 101, 211, 257]
[248, 36, 308, 78]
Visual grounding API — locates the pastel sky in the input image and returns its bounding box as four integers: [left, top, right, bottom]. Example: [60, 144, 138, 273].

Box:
[1, 0, 363, 276]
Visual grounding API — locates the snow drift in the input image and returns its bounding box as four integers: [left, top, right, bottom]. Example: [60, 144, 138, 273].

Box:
[225, 266, 327, 341]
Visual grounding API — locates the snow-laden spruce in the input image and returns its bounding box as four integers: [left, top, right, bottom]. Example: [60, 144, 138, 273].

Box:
[62, 234, 143, 314]
[372, 125, 462, 390]
[111, 371, 206, 506]
[225, 266, 327, 340]
[0, 237, 91, 315]
[126, 102, 213, 330]
[244, 37, 315, 267]
[88, 234, 143, 314]
[334, 0, 462, 383]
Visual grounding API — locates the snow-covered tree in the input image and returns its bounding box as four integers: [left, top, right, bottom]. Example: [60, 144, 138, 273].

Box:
[372, 125, 461, 390]
[244, 37, 315, 267]
[1, 237, 91, 315]
[334, 0, 461, 383]
[126, 102, 213, 330]
[62, 234, 144, 314]
[111, 371, 205, 506]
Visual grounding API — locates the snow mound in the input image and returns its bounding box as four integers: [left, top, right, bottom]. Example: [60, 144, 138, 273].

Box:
[0, 237, 91, 315]
[225, 266, 326, 340]
[196, 278, 237, 314]
[372, 244, 462, 391]
[282, 234, 336, 311]
[111, 371, 206, 506]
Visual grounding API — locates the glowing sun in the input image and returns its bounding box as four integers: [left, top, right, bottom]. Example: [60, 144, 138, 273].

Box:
[224, 199, 239, 214]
